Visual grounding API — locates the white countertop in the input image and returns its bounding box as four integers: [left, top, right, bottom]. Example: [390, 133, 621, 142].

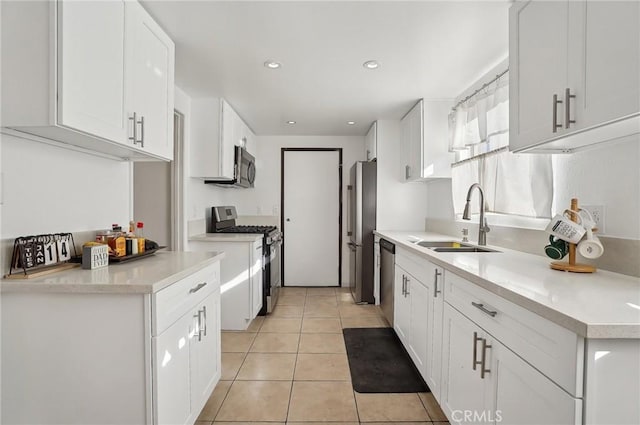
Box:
[375, 230, 640, 339]
[190, 233, 263, 242]
[0, 251, 225, 294]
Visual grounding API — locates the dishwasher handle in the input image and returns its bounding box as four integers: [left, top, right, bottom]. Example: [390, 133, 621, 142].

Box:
[380, 238, 395, 254]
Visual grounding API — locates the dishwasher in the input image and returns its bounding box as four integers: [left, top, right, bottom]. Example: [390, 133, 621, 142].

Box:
[379, 238, 395, 326]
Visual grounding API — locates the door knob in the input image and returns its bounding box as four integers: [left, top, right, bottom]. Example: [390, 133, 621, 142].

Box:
[286, 218, 291, 222]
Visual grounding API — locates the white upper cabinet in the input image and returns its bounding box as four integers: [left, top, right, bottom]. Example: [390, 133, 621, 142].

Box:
[125, 1, 175, 161]
[57, 1, 127, 144]
[509, 0, 639, 153]
[1, 0, 175, 161]
[400, 100, 454, 182]
[365, 122, 377, 161]
[190, 98, 256, 180]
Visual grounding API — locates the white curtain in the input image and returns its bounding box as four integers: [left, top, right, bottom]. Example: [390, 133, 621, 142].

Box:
[450, 71, 553, 219]
[451, 159, 480, 215]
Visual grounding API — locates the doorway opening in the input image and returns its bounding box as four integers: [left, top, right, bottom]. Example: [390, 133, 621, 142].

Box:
[281, 148, 343, 287]
[132, 110, 184, 250]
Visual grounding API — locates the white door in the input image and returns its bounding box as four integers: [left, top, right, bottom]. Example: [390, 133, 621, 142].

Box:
[283, 150, 340, 286]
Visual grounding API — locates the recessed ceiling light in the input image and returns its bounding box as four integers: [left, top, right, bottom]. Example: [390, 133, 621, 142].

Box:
[264, 60, 282, 69]
[286, 120, 296, 125]
[347, 121, 356, 125]
[362, 60, 379, 70]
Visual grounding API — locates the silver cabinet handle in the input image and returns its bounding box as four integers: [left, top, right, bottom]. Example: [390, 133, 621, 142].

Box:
[189, 282, 207, 294]
[138, 115, 145, 147]
[405, 165, 411, 180]
[201, 306, 207, 337]
[194, 311, 202, 342]
[564, 88, 576, 129]
[552, 94, 563, 133]
[401, 275, 406, 295]
[129, 112, 138, 144]
[480, 338, 492, 379]
[433, 269, 442, 298]
[405, 276, 410, 296]
[471, 301, 497, 317]
[472, 331, 482, 370]
[366, 149, 371, 161]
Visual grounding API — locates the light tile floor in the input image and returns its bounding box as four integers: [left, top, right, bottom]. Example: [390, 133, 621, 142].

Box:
[197, 286, 450, 424]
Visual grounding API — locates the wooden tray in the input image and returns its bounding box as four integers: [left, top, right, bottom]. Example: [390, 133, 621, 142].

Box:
[109, 247, 166, 264]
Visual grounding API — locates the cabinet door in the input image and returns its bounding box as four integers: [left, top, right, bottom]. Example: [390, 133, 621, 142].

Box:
[491, 338, 581, 425]
[441, 304, 492, 424]
[509, 0, 570, 151]
[401, 102, 423, 181]
[153, 310, 194, 425]
[407, 274, 429, 375]
[425, 265, 444, 400]
[57, 0, 127, 143]
[251, 240, 264, 317]
[190, 291, 221, 414]
[125, 1, 175, 160]
[393, 266, 410, 344]
[220, 100, 237, 179]
[365, 122, 377, 161]
[408, 101, 424, 181]
[571, 1, 640, 131]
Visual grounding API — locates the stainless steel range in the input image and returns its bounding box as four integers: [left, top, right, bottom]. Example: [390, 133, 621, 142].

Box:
[209, 206, 282, 314]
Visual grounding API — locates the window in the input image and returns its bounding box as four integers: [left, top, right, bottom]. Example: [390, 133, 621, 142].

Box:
[449, 70, 553, 225]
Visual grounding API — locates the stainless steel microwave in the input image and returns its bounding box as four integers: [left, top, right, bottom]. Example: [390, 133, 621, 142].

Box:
[205, 146, 256, 188]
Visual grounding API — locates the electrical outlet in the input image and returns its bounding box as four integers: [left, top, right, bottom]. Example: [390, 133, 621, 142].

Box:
[581, 205, 605, 234]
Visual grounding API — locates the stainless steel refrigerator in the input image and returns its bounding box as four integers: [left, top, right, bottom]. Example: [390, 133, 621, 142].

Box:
[347, 161, 376, 303]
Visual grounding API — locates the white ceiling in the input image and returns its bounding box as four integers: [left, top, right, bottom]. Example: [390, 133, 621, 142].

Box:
[142, 1, 509, 136]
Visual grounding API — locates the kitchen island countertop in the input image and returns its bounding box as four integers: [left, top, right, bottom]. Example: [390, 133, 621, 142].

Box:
[375, 230, 640, 339]
[0, 250, 224, 294]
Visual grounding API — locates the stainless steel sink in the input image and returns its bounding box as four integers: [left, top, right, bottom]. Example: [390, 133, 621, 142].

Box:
[412, 240, 499, 253]
[432, 246, 498, 253]
[414, 241, 466, 248]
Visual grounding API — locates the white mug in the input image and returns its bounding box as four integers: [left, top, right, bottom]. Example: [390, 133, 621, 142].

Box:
[545, 210, 586, 244]
[578, 227, 604, 259]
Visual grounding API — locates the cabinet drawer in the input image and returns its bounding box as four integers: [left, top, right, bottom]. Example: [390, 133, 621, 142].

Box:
[444, 272, 584, 397]
[397, 247, 431, 285]
[153, 263, 220, 335]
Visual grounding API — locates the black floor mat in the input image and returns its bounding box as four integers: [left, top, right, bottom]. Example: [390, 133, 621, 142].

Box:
[343, 327, 429, 393]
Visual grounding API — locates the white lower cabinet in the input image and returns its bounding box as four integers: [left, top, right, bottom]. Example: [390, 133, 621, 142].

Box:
[189, 291, 221, 416]
[394, 248, 444, 391]
[441, 303, 581, 425]
[384, 239, 637, 425]
[394, 265, 411, 343]
[1, 261, 221, 425]
[190, 237, 263, 330]
[145, 263, 224, 425]
[154, 310, 193, 425]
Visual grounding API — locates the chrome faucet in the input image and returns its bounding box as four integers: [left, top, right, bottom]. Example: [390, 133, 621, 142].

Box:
[462, 183, 490, 246]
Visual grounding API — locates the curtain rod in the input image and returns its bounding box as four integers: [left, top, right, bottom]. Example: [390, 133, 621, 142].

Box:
[452, 146, 509, 167]
[452, 68, 509, 111]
